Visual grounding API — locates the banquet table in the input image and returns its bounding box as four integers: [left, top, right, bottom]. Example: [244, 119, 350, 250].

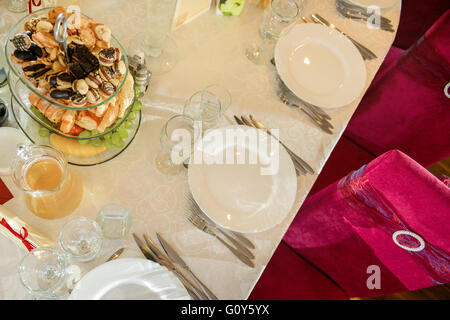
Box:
[0, 0, 401, 299]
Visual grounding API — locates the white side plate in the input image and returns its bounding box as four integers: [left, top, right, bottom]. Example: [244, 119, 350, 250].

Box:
[274, 24, 366, 109]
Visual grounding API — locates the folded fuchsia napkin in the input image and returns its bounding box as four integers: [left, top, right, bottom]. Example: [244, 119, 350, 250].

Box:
[0, 179, 13, 205]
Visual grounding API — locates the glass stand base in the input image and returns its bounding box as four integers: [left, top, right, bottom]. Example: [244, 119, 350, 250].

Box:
[145, 35, 178, 76]
[154, 151, 183, 175]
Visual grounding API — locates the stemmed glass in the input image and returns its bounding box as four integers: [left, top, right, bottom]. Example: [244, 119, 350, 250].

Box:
[18, 248, 68, 299]
[246, 0, 300, 65]
[144, 0, 179, 75]
[155, 115, 196, 175]
[7, 0, 27, 13]
[59, 218, 103, 262]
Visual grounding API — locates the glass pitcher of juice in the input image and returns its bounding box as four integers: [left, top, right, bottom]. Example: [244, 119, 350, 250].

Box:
[11, 145, 83, 220]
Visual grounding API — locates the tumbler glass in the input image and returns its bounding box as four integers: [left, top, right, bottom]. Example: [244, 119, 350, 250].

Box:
[246, 0, 299, 64]
[144, 0, 179, 75]
[183, 90, 222, 131]
[155, 115, 195, 175]
[7, 0, 27, 13]
[96, 204, 131, 240]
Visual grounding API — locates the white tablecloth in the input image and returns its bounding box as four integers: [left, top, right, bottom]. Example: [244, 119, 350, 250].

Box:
[0, 0, 401, 299]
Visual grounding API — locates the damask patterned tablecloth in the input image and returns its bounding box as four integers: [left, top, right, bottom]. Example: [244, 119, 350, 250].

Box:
[0, 0, 401, 299]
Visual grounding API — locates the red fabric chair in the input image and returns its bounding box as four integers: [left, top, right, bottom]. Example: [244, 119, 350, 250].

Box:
[250, 137, 374, 299]
[394, 0, 450, 49]
[283, 150, 450, 298]
[249, 241, 348, 300]
[344, 10, 450, 167]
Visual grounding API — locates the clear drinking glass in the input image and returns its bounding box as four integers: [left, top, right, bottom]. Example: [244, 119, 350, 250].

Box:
[155, 115, 195, 175]
[18, 248, 67, 299]
[7, 0, 27, 13]
[144, 0, 179, 75]
[204, 84, 232, 115]
[96, 204, 131, 240]
[59, 217, 103, 262]
[11, 145, 83, 220]
[183, 90, 223, 131]
[246, 0, 299, 64]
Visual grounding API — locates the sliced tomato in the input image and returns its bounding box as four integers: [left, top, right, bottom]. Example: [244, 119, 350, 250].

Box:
[68, 124, 84, 136]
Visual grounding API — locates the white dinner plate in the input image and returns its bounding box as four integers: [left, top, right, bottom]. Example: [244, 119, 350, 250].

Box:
[68, 258, 191, 300]
[274, 24, 367, 109]
[347, 0, 397, 10]
[188, 125, 297, 233]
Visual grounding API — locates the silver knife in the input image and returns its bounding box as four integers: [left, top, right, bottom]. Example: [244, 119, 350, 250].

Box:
[156, 233, 219, 300]
[133, 233, 202, 300]
[311, 13, 377, 60]
[106, 248, 125, 262]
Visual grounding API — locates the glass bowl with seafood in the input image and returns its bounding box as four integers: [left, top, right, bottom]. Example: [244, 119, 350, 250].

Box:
[5, 6, 129, 113]
[8, 69, 136, 141]
[10, 93, 142, 167]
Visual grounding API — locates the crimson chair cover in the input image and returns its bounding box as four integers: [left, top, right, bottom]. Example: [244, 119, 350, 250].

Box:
[283, 150, 450, 297]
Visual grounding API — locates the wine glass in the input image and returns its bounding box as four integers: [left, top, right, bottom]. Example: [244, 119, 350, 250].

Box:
[18, 248, 67, 299]
[246, 0, 300, 65]
[59, 218, 103, 262]
[155, 115, 196, 175]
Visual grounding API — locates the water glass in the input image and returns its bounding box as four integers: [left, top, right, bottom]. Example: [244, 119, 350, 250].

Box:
[59, 218, 103, 262]
[8, 0, 27, 13]
[155, 115, 195, 175]
[96, 204, 131, 239]
[144, 0, 179, 75]
[260, 0, 300, 40]
[18, 248, 67, 299]
[204, 85, 232, 115]
[183, 90, 222, 131]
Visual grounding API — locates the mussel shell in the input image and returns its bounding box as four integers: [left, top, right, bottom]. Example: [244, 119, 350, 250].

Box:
[100, 81, 115, 96]
[13, 50, 37, 62]
[50, 88, 75, 100]
[70, 93, 87, 106]
[22, 63, 47, 72]
[29, 44, 43, 58]
[28, 67, 51, 79]
[57, 72, 75, 84]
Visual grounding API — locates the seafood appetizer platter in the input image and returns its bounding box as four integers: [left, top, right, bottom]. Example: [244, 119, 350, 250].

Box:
[5, 7, 143, 165]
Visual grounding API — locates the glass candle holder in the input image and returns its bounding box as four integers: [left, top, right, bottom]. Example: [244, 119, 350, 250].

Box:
[59, 217, 103, 262]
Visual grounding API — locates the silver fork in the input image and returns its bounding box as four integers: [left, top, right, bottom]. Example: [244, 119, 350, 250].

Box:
[336, 1, 395, 32]
[186, 194, 255, 255]
[337, 0, 393, 25]
[233, 115, 306, 175]
[186, 212, 255, 268]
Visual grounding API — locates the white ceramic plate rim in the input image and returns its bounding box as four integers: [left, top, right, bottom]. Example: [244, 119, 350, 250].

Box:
[68, 258, 191, 300]
[188, 125, 298, 234]
[274, 23, 367, 109]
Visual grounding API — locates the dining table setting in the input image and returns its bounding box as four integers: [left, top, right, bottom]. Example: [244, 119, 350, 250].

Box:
[0, 0, 402, 300]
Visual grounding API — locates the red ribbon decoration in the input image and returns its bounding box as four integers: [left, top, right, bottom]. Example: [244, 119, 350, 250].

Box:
[28, 0, 42, 13]
[0, 218, 36, 252]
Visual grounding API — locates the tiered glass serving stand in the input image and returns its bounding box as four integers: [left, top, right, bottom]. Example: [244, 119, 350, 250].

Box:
[5, 8, 142, 166]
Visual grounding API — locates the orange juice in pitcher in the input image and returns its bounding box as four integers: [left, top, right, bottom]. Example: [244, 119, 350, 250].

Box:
[11, 145, 83, 219]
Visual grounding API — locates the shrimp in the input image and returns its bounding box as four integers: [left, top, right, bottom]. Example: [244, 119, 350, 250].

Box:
[76, 111, 99, 131]
[32, 32, 59, 48]
[28, 92, 42, 106]
[60, 110, 76, 134]
[97, 102, 119, 133]
[44, 105, 65, 124]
